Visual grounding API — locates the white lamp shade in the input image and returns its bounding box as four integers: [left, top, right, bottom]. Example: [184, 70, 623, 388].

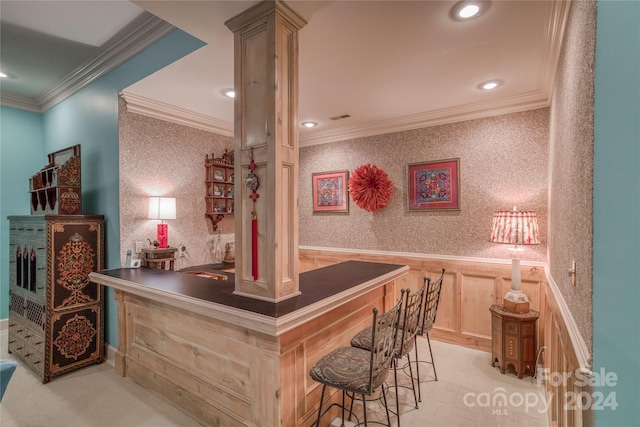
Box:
[148, 197, 176, 220]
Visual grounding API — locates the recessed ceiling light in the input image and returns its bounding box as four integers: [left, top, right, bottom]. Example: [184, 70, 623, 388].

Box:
[451, 1, 490, 21]
[0, 71, 7, 79]
[479, 80, 503, 90]
[221, 88, 235, 98]
[300, 121, 318, 128]
[459, 4, 479, 18]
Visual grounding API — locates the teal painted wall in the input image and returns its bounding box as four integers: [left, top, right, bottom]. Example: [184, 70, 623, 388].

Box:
[0, 107, 45, 319]
[594, 0, 640, 425]
[1, 28, 205, 345]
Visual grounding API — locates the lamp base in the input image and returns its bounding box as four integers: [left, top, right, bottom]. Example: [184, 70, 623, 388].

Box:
[503, 290, 530, 313]
[157, 223, 168, 249]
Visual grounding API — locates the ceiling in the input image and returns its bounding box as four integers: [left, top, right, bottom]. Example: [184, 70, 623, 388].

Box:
[0, 1, 569, 146]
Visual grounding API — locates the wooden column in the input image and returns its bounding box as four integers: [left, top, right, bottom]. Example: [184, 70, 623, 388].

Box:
[226, 1, 306, 302]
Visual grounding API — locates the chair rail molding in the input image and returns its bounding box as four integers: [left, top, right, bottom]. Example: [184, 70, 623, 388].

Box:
[299, 245, 548, 268]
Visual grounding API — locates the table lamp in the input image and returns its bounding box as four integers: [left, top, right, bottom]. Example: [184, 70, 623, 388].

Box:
[148, 197, 176, 249]
[489, 207, 540, 313]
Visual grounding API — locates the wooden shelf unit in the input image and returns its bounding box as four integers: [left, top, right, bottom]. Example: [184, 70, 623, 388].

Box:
[205, 150, 234, 231]
[29, 145, 82, 215]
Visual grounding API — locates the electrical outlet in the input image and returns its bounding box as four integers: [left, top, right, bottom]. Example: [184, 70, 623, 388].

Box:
[135, 241, 144, 254]
[178, 244, 187, 257]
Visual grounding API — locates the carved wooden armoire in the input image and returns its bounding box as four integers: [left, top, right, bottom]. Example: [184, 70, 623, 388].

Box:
[8, 215, 105, 383]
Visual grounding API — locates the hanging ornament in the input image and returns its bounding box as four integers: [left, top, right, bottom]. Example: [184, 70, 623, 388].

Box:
[245, 148, 260, 280]
[349, 164, 394, 212]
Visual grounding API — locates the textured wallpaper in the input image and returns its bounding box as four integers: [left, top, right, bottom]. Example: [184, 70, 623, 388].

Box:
[119, 101, 549, 266]
[300, 109, 550, 263]
[118, 97, 234, 268]
[548, 0, 596, 351]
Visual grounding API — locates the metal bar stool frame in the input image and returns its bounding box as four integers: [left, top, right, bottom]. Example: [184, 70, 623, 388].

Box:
[412, 268, 445, 402]
[309, 295, 403, 427]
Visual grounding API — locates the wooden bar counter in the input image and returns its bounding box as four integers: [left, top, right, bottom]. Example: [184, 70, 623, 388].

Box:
[90, 261, 408, 427]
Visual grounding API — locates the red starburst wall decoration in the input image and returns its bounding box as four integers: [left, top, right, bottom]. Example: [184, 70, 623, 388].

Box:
[349, 164, 394, 212]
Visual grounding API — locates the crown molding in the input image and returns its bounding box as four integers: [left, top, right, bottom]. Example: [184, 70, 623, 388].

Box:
[299, 91, 550, 147]
[120, 91, 234, 136]
[538, 0, 573, 102]
[118, 88, 549, 146]
[39, 13, 175, 112]
[0, 92, 42, 113]
[1, 13, 175, 113]
[115, 0, 569, 147]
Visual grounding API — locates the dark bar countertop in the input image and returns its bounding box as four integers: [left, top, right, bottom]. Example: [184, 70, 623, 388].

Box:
[90, 260, 409, 335]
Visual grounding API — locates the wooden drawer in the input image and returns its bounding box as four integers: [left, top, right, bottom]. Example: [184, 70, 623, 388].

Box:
[22, 343, 45, 376]
[8, 333, 26, 356]
[8, 319, 24, 338]
[23, 326, 45, 350]
[8, 336, 44, 377]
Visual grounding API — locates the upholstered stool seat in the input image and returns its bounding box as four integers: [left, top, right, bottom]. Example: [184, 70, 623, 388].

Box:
[310, 346, 389, 396]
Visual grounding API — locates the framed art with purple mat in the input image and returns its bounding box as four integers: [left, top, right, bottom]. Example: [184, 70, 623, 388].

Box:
[312, 170, 349, 214]
[407, 158, 460, 211]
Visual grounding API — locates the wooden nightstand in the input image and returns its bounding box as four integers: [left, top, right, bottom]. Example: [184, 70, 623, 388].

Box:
[490, 304, 539, 379]
[142, 248, 177, 271]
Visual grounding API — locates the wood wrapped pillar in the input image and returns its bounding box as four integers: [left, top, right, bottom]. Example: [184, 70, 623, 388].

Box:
[226, 1, 306, 302]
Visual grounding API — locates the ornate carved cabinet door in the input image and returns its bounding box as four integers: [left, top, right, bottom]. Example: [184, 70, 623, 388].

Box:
[47, 218, 104, 380]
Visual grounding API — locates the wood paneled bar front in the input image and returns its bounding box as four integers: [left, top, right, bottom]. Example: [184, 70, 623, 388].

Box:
[89, 261, 408, 427]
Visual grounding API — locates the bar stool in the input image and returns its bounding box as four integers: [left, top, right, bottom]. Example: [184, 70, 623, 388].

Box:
[309, 295, 403, 427]
[416, 268, 445, 389]
[350, 284, 426, 424]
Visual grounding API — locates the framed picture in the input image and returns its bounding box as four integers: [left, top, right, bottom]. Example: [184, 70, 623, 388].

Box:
[312, 170, 349, 214]
[407, 158, 460, 211]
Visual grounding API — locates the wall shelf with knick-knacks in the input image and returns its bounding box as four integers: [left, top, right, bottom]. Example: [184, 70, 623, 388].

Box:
[205, 150, 234, 231]
[29, 145, 82, 215]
